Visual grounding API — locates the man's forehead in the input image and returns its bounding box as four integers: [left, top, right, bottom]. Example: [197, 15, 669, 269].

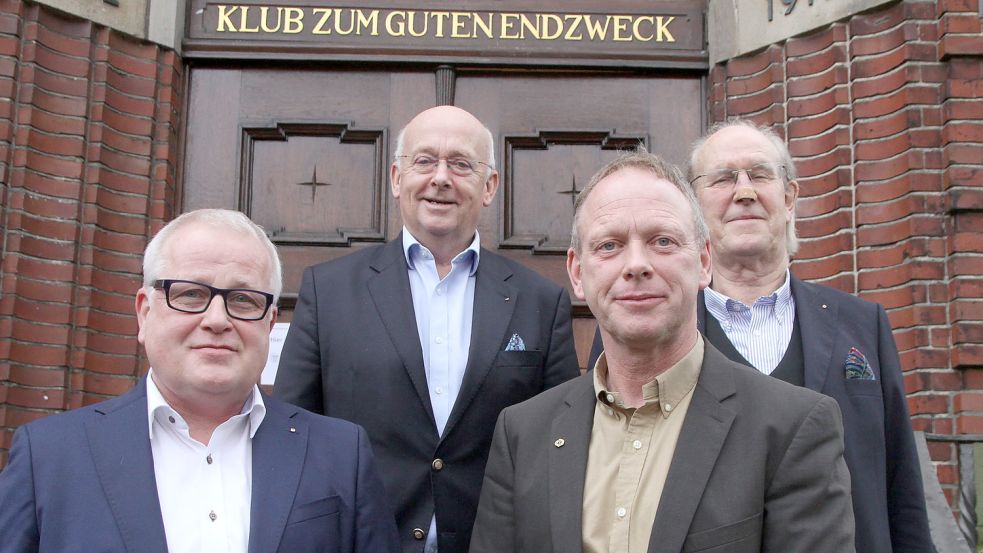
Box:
[700, 126, 781, 167]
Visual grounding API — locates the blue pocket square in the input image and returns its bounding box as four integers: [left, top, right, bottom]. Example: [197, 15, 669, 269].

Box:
[844, 347, 875, 380]
[505, 333, 526, 351]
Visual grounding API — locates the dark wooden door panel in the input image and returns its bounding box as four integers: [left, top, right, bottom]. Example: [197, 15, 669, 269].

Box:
[183, 67, 704, 367]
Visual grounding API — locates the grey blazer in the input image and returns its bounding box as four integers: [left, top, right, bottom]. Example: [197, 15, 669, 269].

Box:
[469, 343, 856, 553]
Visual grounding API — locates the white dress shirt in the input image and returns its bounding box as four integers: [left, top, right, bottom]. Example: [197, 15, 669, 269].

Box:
[704, 269, 796, 374]
[147, 371, 266, 553]
[402, 227, 480, 553]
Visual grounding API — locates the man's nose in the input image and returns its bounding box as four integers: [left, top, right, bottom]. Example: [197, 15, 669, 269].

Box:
[622, 241, 653, 280]
[200, 294, 233, 329]
[733, 172, 758, 203]
[430, 159, 453, 187]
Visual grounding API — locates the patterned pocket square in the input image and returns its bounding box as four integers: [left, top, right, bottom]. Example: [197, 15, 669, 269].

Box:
[844, 347, 876, 380]
[505, 333, 526, 351]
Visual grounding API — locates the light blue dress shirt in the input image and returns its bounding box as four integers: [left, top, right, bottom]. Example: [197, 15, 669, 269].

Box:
[401, 228, 480, 553]
[704, 269, 796, 375]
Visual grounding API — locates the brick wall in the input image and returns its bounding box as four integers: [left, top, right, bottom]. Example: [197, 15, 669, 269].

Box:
[0, 0, 182, 466]
[709, 0, 983, 513]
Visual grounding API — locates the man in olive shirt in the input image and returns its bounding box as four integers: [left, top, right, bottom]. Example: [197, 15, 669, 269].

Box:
[469, 150, 855, 553]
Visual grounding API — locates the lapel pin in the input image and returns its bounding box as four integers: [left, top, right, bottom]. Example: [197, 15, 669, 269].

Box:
[289, 427, 297, 433]
[554, 438, 565, 447]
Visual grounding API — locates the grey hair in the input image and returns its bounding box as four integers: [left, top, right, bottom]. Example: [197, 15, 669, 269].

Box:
[570, 147, 709, 253]
[142, 209, 283, 302]
[688, 118, 799, 257]
[393, 124, 497, 174]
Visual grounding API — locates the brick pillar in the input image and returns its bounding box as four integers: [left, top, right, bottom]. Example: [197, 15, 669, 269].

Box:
[0, 0, 183, 467]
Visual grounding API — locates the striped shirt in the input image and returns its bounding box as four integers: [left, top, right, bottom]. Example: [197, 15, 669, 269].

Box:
[703, 270, 795, 375]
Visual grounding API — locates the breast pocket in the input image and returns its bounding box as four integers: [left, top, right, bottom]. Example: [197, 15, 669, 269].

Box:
[279, 496, 343, 553]
[494, 350, 544, 368]
[493, 350, 545, 403]
[286, 495, 342, 525]
[683, 512, 762, 552]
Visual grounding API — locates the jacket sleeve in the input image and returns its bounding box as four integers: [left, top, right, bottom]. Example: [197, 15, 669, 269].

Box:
[353, 425, 402, 553]
[468, 410, 516, 553]
[543, 287, 581, 389]
[763, 396, 856, 553]
[876, 305, 933, 551]
[273, 265, 326, 413]
[0, 426, 41, 553]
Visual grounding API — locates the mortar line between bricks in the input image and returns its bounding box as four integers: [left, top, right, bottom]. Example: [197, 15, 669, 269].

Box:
[845, 20, 861, 296]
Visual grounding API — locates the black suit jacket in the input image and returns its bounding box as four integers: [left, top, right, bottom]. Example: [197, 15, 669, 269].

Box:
[470, 343, 855, 553]
[588, 276, 931, 553]
[274, 236, 579, 553]
[0, 379, 401, 553]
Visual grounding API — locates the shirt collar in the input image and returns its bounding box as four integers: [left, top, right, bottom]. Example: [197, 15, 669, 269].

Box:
[704, 268, 793, 316]
[401, 226, 481, 276]
[591, 336, 704, 419]
[146, 369, 267, 440]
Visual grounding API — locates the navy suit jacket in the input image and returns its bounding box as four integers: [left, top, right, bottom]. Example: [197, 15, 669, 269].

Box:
[588, 276, 932, 553]
[0, 379, 401, 553]
[274, 235, 579, 553]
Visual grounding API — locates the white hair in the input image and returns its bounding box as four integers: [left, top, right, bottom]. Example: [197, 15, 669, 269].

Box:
[142, 209, 283, 302]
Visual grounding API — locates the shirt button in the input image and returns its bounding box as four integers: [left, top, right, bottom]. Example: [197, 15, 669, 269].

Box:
[435, 336, 444, 344]
[168, 416, 176, 424]
[616, 507, 627, 518]
[209, 510, 217, 522]
[206, 454, 213, 465]
[412, 528, 426, 540]
[664, 403, 673, 412]
[436, 287, 444, 295]
[753, 330, 762, 337]
[605, 393, 615, 404]
[435, 386, 443, 395]
[432, 458, 445, 471]
[632, 440, 642, 450]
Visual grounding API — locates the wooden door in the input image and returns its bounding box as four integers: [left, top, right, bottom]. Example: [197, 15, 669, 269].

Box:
[182, 66, 704, 367]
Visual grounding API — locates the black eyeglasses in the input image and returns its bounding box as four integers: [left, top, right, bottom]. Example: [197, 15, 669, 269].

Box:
[395, 154, 492, 177]
[152, 279, 274, 321]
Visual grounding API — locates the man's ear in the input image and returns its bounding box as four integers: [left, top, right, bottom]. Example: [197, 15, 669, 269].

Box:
[697, 239, 712, 290]
[135, 286, 150, 345]
[390, 162, 402, 199]
[785, 179, 799, 214]
[567, 248, 586, 301]
[482, 171, 500, 207]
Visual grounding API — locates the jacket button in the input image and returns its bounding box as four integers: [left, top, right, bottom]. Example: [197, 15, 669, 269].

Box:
[432, 458, 445, 471]
[412, 528, 426, 540]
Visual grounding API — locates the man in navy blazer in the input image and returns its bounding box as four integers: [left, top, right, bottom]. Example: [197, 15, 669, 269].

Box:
[588, 120, 931, 552]
[274, 106, 579, 553]
[0, 209, 400, 553]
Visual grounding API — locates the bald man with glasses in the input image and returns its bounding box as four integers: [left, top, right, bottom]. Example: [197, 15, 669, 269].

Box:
[275, 106, 579, 553]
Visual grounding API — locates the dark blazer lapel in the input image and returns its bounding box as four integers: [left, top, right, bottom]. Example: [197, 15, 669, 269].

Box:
[84, 380, 168, 553]
[248, 397, 306, 553]
[442, 249, 516, 439]
[648, 345, 737, 553]
[790, 276, 836, 392]
[366, 236, 436, 426]
[549, 377, 596, 553]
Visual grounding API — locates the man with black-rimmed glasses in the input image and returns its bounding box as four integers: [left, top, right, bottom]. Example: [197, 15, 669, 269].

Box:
[0, 208, 400, 553]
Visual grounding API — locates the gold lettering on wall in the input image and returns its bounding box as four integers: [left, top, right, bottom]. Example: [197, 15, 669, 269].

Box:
[211, 5, 683, 43]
